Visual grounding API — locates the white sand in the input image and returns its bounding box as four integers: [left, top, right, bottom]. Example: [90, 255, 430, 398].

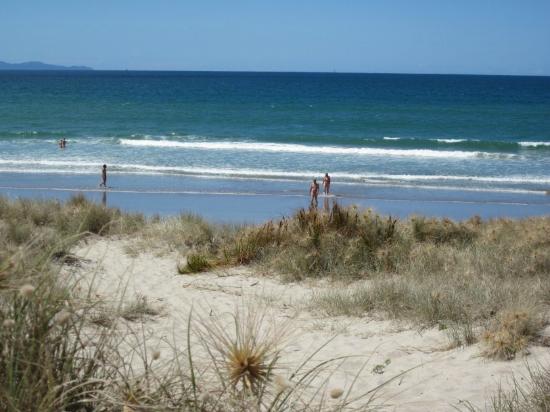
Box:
[67, 237, 550, 411]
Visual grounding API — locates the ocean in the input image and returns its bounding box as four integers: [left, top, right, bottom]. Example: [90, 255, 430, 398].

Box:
[0, 71, 549, 221]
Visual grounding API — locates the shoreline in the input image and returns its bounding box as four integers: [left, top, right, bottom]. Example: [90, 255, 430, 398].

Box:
[1, 171, 548, 223]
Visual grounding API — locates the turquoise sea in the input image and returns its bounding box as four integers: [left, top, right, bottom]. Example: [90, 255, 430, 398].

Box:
[0, 71, 549, 221]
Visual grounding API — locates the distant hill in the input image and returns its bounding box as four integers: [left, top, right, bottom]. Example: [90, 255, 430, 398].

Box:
[0, 61, 93, 71]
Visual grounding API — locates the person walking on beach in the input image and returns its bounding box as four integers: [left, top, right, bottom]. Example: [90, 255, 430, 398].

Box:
[323, 172, 331, 195]
[310, 178, 319, 206]
[100, 164, 108, 188]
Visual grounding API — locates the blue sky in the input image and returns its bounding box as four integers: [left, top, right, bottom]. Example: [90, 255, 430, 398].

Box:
[1, 0, 549, 75]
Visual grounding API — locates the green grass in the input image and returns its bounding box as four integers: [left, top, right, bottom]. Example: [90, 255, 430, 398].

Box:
[178, 252, 212, 274]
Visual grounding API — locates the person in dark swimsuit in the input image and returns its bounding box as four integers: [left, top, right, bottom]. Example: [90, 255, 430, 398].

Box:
[100, 164, 107, 187]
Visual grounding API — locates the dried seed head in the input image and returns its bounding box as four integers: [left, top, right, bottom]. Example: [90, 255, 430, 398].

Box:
[2, 319, 15, 328]
[54, 310, 72, 326]
[330, 387, 344, 399]
[19, 284, 35, 298]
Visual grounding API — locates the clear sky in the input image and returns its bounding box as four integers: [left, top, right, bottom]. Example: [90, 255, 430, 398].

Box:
[1, 0, 549, 75]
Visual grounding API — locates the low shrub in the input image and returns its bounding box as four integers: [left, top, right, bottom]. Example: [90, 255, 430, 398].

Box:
[178, 253, 212, 274]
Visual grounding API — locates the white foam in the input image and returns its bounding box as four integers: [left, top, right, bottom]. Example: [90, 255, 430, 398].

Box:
[1, 159, 548, 185]
[383, 136, 401, 140]
[118, 139, 515, 159]
[518, 141, 550, 147]
[434, 139, 467, 143]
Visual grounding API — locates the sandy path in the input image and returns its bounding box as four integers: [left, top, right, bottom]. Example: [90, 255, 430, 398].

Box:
[67, 237, 550, 411]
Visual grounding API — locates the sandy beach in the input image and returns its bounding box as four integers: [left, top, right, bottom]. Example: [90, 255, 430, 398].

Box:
[61, 234, 550, 411]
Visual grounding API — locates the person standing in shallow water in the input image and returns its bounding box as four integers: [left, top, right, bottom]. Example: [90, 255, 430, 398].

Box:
[310, 178, 319, 207]
[323, 172, 331, 195]
[100, 165, 107, 188]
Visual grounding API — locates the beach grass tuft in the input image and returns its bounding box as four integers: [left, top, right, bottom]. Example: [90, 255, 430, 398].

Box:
[178, 252, 212, 274]
[482, 310, 544, 360]
[197, 306, 287, 395]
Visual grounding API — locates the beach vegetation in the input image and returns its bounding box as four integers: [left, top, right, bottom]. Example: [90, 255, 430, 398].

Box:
[482, 310, 544, 360]
[178, 252, 212, 274]
[119, 293, 163, 321]
[1, 195, 549, 409]
[489, 363, 550, 412]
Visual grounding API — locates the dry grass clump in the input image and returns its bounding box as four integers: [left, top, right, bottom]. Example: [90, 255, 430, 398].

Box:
[482, 310, 544, 360]
[198, 307, 288, 395]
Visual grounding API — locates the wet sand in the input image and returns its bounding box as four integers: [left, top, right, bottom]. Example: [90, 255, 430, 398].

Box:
[1, 172, 548, 223]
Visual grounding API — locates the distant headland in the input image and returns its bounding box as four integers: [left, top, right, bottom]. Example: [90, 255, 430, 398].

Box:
[0, 61, 93, 70]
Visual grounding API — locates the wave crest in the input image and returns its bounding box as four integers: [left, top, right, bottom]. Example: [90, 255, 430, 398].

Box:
[118, 138, 516, 159]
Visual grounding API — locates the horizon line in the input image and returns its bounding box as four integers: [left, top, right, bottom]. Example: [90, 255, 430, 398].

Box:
[2, 67, 549, 77]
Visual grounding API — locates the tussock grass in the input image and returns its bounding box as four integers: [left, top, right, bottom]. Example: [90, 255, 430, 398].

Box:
[178, 252, 212, 274]
[482, 310, 544, 360]
[197, 306, 288, 395]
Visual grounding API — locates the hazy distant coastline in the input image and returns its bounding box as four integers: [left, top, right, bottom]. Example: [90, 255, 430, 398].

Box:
[0, 60, 93, 70]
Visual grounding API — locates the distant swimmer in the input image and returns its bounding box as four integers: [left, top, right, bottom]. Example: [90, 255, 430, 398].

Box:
[100, 164, 108, 188]
[62, 138, 67, 148]
[310, 178, 319, 206]
[323, 172, 331, 195]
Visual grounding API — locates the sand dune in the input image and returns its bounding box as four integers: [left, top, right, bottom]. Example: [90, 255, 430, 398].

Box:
[68, 237, 550, 411]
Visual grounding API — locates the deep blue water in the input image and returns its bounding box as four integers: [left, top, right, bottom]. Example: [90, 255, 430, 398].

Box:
[0, 70, 549, 197]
